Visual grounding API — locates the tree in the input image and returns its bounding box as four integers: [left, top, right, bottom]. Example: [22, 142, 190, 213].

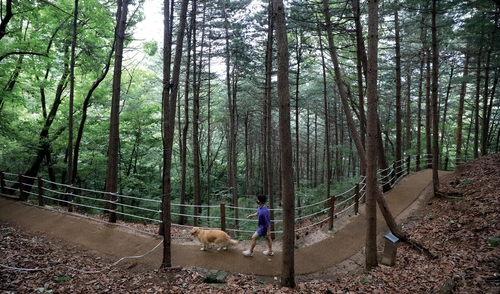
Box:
[105, 0, 129, 223]
[395, 5, 402, 178]
[273, 0, 295, 287]
[161, 0, 189, 268]
[365, 0, 379, 270]
[67, 0, 79, 212]
[431, 0, 440, 193]
[456, 50, 470, 165]
[0, 0, 12, 40]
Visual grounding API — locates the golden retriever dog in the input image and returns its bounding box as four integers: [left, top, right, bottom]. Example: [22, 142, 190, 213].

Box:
[190, 227, 238, 251]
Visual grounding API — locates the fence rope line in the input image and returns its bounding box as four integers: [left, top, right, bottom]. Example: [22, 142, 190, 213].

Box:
[0, 154, 445, 237]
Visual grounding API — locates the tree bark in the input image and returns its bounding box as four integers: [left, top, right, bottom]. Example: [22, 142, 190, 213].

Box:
[395, 7, 402, 179]
[474, 45, 482, 159]
[223, 1, 239, 229]
[481, 48, 492, 156]
[162, 0, 189, 268]
[352, 0, 367, 177]
[0, 0, 12, 40]
[431, 0, 440, 193]
[273, 0, 295, 287]
[179, 17, 191, 225]
[456, 50, 469, 165]
[365, 0, 379, 270]
[313, 11, 331, 205]
[67, 0, 79, 212]
[105, 0, 128, 223]
[322, 0, 402, 239]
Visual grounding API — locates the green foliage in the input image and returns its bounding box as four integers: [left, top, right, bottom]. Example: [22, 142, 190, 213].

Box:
[1, 0, 499, 228]
[53, 276, 72, 283]
[142, 40, 158, 56]
[482, 236, 500, 247]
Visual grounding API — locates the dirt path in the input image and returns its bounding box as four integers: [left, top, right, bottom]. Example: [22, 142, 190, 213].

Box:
[0, 170, 447, 277]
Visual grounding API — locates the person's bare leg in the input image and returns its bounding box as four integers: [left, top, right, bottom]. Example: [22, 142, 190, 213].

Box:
[249, 236, 257, 252]
[266, 235, 273, 252]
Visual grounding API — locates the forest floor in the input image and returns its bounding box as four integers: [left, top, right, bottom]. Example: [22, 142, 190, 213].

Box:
[1, 154, 499, 293]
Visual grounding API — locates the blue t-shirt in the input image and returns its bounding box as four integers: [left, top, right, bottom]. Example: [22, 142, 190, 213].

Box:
[256, 205, 271, 237]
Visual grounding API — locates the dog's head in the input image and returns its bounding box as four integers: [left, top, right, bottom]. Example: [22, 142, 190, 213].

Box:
[190, 227, 201, 236]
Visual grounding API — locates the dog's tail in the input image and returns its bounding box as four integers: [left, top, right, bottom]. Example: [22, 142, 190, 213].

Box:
[229, 239, 238, 245]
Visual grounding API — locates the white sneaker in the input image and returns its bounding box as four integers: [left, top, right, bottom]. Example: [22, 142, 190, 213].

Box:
[263, 250, 274, 256]
[243, 250, 253, 257]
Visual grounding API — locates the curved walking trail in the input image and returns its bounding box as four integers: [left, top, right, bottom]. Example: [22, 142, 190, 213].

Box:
[0, 169, 444, 277]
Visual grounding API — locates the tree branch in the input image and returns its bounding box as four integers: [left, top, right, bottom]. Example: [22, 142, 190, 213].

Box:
[0, 51, 48, 63]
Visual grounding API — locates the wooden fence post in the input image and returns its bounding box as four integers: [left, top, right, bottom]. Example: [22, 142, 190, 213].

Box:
[406, 156, 411, 175]
[328, 195, 335, 229]
[220, 202, 226, 232]
[0, 171, 5, 195]
[37, 177, 44, 206]
[391, 161, 396, 186]
[354, 183, 359, 215]
[416, 153, 421, 172]
[19, 174, 25, 201]
[67, 185, 73, 212]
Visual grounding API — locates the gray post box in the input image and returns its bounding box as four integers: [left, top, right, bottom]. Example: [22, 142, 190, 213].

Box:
[381, 233, 399, 266]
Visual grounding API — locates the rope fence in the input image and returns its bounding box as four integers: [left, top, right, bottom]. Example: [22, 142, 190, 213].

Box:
[0, 154, 458, 239]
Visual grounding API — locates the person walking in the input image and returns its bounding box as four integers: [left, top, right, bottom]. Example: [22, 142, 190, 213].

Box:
[243, 194, 274, 257]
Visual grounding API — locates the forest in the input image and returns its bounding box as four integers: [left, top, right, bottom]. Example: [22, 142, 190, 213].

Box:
[0, 0, 499, 289]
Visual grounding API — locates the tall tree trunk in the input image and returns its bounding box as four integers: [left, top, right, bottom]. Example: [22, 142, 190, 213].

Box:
[72, 40, 115, 183]
[365, 0, 378, 270]
[192, 0, 204, 221]
[395, 7, 402, 179]
[264, 0, 274, 211]
[67, 0, 79, 212]
[417, 49, 425, 170]
[474, 45, 482, 159]
[179, 19, 191, 225]
[405, 65, 412, 152]
[223, 2, 238, 229]
[105, 0, 128, 223]
[161, 0, 189, 268]
[481, 48, 492, 156]
[425, 48, 432, 168]
[456, 50, 470, 165]
[314, 12, 331, 203]
[321, 0, 364, 176]
[322, 0, 401, 238]
[294, 29, 302, 190]
[159, 0, 174, 236]
[206, 33, 212, 216]
[18, 66, 69, 194]
[440, 62, 454, 168]
[431, 0, 440, 192]
[352, 0, 367, 177]
[273, 0, 295, 287]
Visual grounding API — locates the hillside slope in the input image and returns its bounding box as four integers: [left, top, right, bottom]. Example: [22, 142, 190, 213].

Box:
[1, 155, 499, 293]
